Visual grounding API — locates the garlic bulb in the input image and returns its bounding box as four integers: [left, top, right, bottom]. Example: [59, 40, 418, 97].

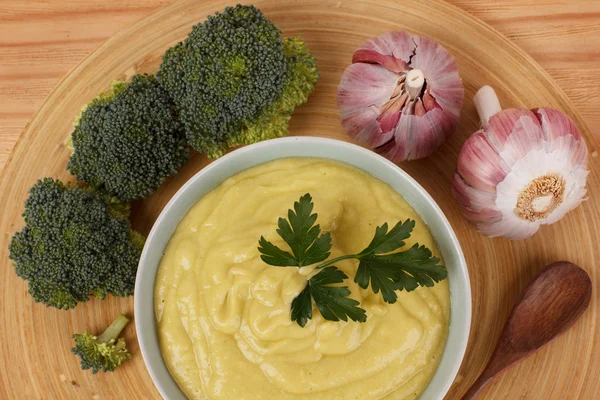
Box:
[336, 31, 464, 161]
[453, 86, 589, 239]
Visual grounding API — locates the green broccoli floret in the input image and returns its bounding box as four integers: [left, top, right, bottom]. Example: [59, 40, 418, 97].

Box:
[67, 73, 189, 202]
[72, 314, 132, 373]
[8, 178, 144, 309]
[157, 5, 318, 158]
[228, 35, 319, 148]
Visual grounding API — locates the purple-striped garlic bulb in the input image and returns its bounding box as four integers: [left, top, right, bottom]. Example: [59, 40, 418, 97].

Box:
[336, 31, 464, 162]
[453, 86, 589, 240]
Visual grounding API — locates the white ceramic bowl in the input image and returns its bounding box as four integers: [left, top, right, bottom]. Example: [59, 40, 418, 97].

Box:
[135, 136, 471, 400]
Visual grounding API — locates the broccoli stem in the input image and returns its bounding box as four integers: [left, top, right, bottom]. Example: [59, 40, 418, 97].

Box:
[97, 314, 130, 344]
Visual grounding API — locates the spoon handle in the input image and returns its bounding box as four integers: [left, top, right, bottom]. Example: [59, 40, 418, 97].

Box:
[461, 374, 490, 400]
[460, 351, 515, 400]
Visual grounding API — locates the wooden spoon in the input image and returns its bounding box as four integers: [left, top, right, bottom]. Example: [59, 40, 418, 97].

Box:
[462, 261, 592, 399]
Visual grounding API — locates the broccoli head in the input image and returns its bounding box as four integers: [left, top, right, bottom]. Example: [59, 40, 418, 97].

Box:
[72, 314, 132, 373]
[8, 178, 144, 309]
[157, 5, 318, 158]
[67, 73, 189, 202]
[228, 35, 319, 148]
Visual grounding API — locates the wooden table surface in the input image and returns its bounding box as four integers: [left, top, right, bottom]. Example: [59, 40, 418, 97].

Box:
[0, 1, 599, 399]
[1, 0, 599, 176]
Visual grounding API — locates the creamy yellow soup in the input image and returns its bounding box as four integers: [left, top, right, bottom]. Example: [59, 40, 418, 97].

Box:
[155, 158, 450, 400]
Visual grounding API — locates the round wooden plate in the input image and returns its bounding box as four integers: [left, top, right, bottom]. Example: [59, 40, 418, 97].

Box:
[0, 0, 598, 398]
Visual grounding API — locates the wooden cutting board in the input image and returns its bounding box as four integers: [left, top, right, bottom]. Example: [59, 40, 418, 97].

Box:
[0, 0, 598, 398]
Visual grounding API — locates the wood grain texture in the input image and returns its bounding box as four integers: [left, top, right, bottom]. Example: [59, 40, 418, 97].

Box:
[0, 0, 599, 399]
[0, 0, 598, 175]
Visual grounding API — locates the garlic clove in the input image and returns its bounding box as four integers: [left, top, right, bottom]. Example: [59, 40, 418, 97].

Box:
[352, 31, 415, 68]
[337, 31, 464, 162]
[456, 130, 509, 193]
[377, 91, 407, 132]
[485, 108, 543, 153]
[337, 63, 399, 147]
[337, 63, 399, 115]
[535, 107, 582, 141]
[378, 108, 451, 161]
[377, 108, 402, 133]
[535, 108, 588, 165]
[414, 99, 426, 116]
[352, 50, 407, 73]
[409, 35, 463, 119]
[423, 88, 441, 111]
[486, 108, 546, 166]
[453, 173, 498, 212]
[343, 107, 394, 148]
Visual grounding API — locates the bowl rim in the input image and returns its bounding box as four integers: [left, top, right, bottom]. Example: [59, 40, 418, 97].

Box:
[134, 136, 471, 400]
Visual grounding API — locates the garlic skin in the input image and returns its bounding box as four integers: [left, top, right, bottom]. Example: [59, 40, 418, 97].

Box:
[337, 31, 464, 161]
[453, 86, 589, 240]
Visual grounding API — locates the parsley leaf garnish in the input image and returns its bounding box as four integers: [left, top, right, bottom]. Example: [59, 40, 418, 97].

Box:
[258, 193, 331, 267]
[258, 193, 447, 327]
[291, 267, 367, 327]
[353, 221, 447, 303]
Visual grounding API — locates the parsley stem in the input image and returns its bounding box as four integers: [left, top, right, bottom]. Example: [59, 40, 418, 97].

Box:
[316, 254, 359, 269]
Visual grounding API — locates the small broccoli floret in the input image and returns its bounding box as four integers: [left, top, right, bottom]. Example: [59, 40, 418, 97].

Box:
[228, 35, 319, 148]
[72, 314, 132, 373]
[67, 73, 188, 202]
[8, 178, 144, 309]
[157, 5, 290, 157]
[279, 36, 320, 113]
